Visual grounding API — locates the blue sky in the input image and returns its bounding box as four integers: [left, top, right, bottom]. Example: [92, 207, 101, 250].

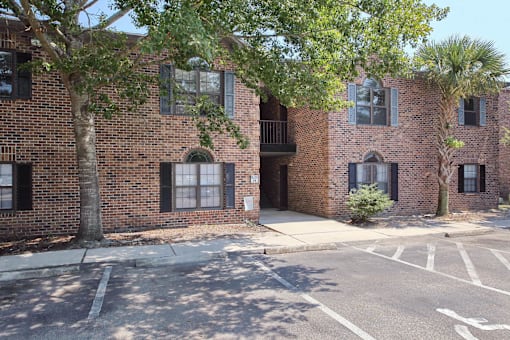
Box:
[423, 0, 510, 62]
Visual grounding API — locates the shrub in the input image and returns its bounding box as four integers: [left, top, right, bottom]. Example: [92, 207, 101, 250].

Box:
[347, 184, 394, 223]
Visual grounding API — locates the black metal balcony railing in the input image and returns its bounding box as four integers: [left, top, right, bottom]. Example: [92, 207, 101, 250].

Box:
[260, 120, 291, 144]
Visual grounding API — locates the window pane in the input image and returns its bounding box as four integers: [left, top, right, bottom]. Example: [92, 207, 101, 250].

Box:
[464, 112, 477, 126]
[464, 98, 475, 111]
[356, 87, 370, 105]
[375, 164, 389, 193]
[373, 107, 387, 125]
[175, 187, 197, 209]
[356, 106, 371, 124]
[0, 164, 13, 186]
[464, 164, 477, 193]
[175, 69, 197, 93]
[200, 71, 221, 94]
[175, 164, 197, 186]
[0, 51, 13, 96]
[200, 186, 221, 208]
[0, 188, 13, 209]
[373, 89, 386, 105]
[200, 164, 222, 185]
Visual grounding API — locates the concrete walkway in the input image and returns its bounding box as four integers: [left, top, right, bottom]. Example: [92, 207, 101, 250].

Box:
[0, 209, 506, 281]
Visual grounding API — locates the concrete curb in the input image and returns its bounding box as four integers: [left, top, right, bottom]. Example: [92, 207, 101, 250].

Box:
[263, 243, 338, 255]
[0, 265, 80, 282]
[135, 252, 227, 268]
[444, 228, 495, 238]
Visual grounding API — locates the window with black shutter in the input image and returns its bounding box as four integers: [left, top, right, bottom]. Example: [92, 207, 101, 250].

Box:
[0, 162, 32, 212]
[458, 164, 485, 193]
[0, 50, 31, 100]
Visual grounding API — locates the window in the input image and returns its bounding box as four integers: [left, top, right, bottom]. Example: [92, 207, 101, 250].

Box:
[160, 151, 235, 212]
[348, 153, 398, 201]
[0, 50, 31, 99]
[0, 163, 13, 210]
[0, 162, 32, 211]
[160, 65, 235, 117]
[348, 79, 398, 126]
[458, 164, 486, 193]
[355, 79, 388, 125]
[459, 97, 486, 127]
[464, 98, 479, 126]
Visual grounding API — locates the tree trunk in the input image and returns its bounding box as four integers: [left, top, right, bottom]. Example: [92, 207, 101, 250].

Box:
[435, 96, 457, 217]
[70, 89, 104, 243]
[436, 183, 449, 216]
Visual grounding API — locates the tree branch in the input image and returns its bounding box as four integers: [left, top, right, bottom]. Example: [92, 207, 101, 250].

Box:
[19, 0, 64, 62]
[91, 7, 131, 29]
[81, 0, 99, 11]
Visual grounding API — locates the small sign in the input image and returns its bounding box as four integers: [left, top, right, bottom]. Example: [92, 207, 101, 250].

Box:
[244, 196, 254, 211]
[250, 175, 259, 184]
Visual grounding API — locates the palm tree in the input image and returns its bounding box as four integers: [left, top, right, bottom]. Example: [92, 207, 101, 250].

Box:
[415, 36, 509, 216]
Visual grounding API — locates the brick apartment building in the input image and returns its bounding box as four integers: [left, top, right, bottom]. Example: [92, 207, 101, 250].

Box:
[261, 76, 505, 218]
[1, 22, 508, 238]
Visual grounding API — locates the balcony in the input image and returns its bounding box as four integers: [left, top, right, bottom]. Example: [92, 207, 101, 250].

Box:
[260, 120, 297, 156]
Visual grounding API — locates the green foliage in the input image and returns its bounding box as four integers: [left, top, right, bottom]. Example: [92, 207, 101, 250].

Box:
[347, 184, 394, 223]
[444, 136, 465, 149]
[415, 35, 510, 101]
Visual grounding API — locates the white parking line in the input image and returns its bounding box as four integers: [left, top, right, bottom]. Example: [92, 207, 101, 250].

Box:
[490, 249, 510, 271]
[347, 244, 510, 298]
[456, 243, 482, 286]
[366, 245, 377, 252]
[88, 266, 112, 320]
[253, 259, 377, 340]
[392, 246, 405, 260]
[426, 244, 436, 271]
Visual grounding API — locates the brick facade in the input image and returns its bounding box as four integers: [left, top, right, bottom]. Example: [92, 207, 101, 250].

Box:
[0, 27, 260, 239]
[261, 76, 503, 218]
[499, 88, 510, 201]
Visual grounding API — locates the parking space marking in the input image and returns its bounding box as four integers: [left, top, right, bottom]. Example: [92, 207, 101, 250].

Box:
[88, 265, 112, 320]
[347, 244, 510, 297]
[252, 258, 377, 340]
[490, 249, 510, 271]
[454, 325, 479, 340]
[392, 246, 405, 260]
[426, 243, 436, 271]
[366, 245, 377, 252]
[456, 243, 482, 286]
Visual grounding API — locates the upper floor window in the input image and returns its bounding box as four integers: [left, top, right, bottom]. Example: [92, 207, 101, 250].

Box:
[0, 50, 31, 100]
[348, 79, 398, 126]
[459, 97, 486, 127]
[160, 65, 235, 118]
[356, 79, 388, 125]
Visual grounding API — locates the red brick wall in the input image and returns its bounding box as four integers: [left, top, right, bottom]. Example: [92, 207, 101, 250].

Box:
[499, 88, 510, 201]
[290, 76, 501, 218]
[286, 107, 331, 216]
[0, 29, 260, 238]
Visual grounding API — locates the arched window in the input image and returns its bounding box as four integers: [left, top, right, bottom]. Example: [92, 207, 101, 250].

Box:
[357, 152, 389, 193]
[356, 78, 389, 125]
[186, 149, 213, 163]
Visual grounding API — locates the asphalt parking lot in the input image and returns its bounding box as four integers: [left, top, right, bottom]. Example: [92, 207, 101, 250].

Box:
[1, 230, 510, 339]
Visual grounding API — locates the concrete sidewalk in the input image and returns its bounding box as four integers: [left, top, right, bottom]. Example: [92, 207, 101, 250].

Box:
[1, 209, 507, 281]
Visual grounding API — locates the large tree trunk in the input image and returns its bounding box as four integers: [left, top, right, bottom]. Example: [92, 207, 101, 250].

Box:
[435, 96, 457, 217]
[70, 88, 104, 243]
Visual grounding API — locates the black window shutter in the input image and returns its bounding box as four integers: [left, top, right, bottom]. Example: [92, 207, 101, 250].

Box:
[348, 163, 357, 192]
[160, 162, 172, 212]
[225, 163, 235, 209]
[160, 65, 173, 115]
[390, 163, 398, 201]
[16, 163, 32, 210]
[16, 53, 32, 99]
[479, 164, 486, 192]
[458, 165, 465, 193]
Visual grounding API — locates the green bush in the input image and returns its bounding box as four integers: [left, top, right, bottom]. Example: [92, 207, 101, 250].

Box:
[347, 184, 394, 223]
